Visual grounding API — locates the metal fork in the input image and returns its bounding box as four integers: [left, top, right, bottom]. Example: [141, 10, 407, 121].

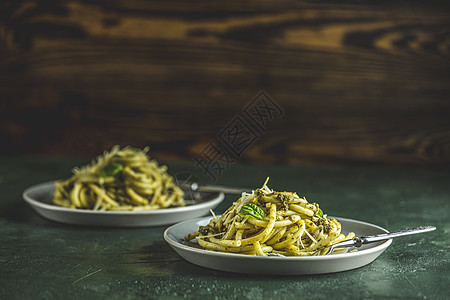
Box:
[324, 225, 436, 255]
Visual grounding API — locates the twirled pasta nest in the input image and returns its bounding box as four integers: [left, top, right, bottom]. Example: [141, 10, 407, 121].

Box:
[53, 146, 184, 210]
[185, 178, 354, 256]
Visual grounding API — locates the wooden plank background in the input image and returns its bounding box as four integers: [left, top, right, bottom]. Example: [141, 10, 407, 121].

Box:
[1, 0, 449, 169]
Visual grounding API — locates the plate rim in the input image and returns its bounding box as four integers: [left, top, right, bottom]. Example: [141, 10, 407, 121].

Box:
[23, 181, 225, 216]
[164, 215, 393, 261]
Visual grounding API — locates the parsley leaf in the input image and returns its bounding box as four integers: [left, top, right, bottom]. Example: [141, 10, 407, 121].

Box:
[99, 163, 124, 178]
[317, 208, 323, 217]
[240, 203, 266, 220]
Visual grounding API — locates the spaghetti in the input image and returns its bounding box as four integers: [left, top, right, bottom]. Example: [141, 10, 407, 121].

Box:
[53, 146, 184, 210]
[185, 178, 354, 256]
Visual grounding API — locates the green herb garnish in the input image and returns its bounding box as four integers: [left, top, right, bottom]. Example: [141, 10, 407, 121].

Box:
[317, 208, 323, 217]
[99, 163, 124, 177]
[240, 203, 266, 220]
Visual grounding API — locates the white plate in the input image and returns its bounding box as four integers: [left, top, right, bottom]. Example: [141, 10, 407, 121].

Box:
[164, 216, 392, 275]
[23, 181, 224, 227]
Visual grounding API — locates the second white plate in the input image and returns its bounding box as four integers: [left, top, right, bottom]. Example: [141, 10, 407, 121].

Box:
[164, 216, 392, 275]
[23, 181, 225, 227]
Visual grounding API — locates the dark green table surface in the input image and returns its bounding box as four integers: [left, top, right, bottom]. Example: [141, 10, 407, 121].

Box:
[1, 156, 449, 300]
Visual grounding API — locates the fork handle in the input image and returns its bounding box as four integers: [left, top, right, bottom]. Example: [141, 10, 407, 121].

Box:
[358, 225, 436, 246]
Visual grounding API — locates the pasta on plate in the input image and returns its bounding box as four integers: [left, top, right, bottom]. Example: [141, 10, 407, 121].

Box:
[53, 146, 184, 210]
[185, 178, 354, 256]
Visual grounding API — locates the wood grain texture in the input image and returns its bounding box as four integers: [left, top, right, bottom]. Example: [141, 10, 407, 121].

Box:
[1, 0, 449, 169]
